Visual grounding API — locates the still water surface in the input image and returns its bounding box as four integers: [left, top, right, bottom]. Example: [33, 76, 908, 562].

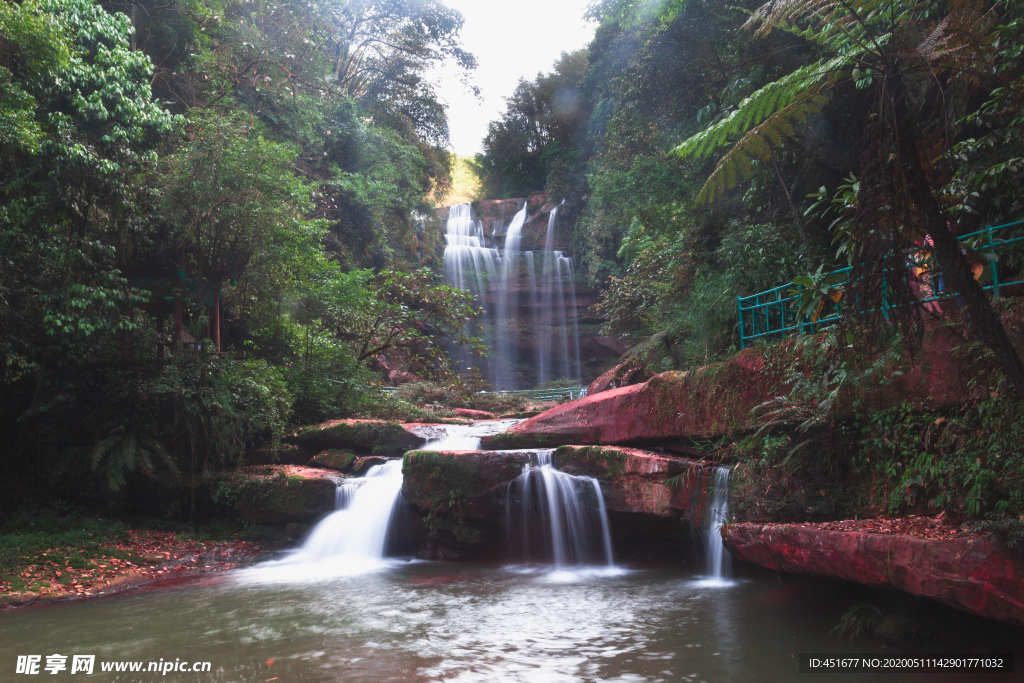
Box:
[2, 560, 1018, 682]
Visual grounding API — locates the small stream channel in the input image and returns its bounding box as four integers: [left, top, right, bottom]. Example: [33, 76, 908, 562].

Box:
[2, 422, 1019, 681]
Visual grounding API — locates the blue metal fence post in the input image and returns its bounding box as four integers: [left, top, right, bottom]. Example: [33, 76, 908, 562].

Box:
[737, 296, 746, 349]
[988, 225, 1001, 298]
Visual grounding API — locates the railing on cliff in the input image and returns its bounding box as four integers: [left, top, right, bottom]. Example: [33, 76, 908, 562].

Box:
[378, 386, 588, 402]
[738, 219, 1024, 349]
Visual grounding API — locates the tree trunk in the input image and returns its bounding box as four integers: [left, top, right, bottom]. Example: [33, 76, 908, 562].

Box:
[890, 74, 1024, 392]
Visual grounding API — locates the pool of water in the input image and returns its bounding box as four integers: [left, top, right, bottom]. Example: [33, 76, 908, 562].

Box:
[2, 560, 1018, 682]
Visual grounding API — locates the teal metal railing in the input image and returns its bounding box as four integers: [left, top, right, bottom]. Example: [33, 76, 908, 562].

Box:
[738, 219, 1024, 348]
[378, 386, 588, 401]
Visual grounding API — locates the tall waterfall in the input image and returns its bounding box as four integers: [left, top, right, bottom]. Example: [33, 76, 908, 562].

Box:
[442, 201, 581, 389]
[505, 451, 615, 569]
[700, 466, 733, 585]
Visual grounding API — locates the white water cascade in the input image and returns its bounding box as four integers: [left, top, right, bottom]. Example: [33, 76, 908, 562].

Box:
[700, 466, 733, 585]
[505, 451, 617, 572]
[442, 201, 582, 389]
[412, 419, 524, 451]
[240, 461, 407, 581]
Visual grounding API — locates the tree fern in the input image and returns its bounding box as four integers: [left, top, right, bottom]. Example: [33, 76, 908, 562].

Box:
[91, 434, 178, 491]
[692, 89, 829, 204]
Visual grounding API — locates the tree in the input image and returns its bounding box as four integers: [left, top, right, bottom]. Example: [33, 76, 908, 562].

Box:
[1, 0, 172, 387]
[673, 0, 1024, 389]
[303, 269, 483, 376]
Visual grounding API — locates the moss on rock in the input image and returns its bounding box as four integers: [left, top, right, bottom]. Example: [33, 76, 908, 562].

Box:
[308, 449, 357, 472]
[402, 451, 486, 515]
[208, 468, 336, 524]
[552, 445, 628, 478]
[294, 419, 421, 454]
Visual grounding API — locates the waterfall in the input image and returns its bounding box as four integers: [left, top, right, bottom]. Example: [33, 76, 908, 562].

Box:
[412, 419, 524, 451]
[493, 205, 528, 390]
[699, 466, 733, 585]
[443, 203, 498, 385]
[240, 461, 407, 580]
[505, 451, 617, 571]
[295, 460, 405, 561]
[441, 201, 582, 389]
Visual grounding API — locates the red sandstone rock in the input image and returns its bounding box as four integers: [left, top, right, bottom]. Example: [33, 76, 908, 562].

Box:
[722, 522, 1024, 626]
[454, 408, 497, 420]
[482, 324, 992, 449]
[587, 358, 653, 396]
[552, 445, 707, 518]
[401, 445, 711, 520]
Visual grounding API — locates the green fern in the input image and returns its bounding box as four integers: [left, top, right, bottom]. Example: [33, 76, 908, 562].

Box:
[90, 434, 178, 491]
[693, 90, 829, 204]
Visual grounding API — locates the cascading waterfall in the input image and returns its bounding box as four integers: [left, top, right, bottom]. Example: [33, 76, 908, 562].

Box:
[493, 205, 528, 389]
[505, 451, 616, 569]
[441, 201, 582, 389]
[700, 466, 733, 584]
[241, 461, 407, 580]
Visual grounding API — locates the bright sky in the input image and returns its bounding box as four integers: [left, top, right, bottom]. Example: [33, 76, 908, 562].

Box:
[430, 0, 597, 156]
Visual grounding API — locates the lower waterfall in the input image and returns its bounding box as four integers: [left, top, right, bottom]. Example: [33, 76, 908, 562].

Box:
[698, 466, 733, 586]
[239, 460, 406, 581]
[505, 451, 617, 573]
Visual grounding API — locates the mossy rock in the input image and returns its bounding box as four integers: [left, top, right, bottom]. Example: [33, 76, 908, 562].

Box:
[427, 516, 484, 544]
[294, 419, 421, 454]
[308, 449, 357, 472]
[209, 471, 336, 524]
[552, 445, 628, 478]
[352, 456, 389, 476]
[402, 450, 533, 519]
[479, 431, 562, 450]
[402, 451, 485, 514]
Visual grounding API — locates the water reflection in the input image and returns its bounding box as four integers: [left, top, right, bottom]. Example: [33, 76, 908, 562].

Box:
[0, 563, 1018, 683]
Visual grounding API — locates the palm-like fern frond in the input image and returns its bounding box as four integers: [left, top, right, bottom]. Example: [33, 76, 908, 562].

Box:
[693, 89, 829, 204]
[673, 54, 849, 164]
[91, 434, 178, 491]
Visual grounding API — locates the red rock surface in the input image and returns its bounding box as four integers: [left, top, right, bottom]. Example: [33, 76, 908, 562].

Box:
[551, 445, 708, 518]
[722, 521, 1024, 626]
[482, 323, 993, 450]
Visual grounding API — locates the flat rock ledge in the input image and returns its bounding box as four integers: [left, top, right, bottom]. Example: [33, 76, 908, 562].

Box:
[402, 446, 714, 519]
[722, 522, 1024, 627]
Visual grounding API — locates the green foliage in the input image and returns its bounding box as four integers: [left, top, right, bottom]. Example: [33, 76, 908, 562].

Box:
[833, 601, 882, 641]
[90, 435, 178, 492]
[477, 50, 589, 198]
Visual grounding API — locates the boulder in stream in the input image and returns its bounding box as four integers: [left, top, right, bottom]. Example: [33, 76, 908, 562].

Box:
[586, 358, 653, 396]
[482, 323, 994, 450]
[291, 419, 422, 454]
[308, 449, 357, 472]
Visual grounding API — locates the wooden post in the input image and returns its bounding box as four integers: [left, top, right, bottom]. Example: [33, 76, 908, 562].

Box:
[173, 294, 183, 354]
[213, 284, 221, 353]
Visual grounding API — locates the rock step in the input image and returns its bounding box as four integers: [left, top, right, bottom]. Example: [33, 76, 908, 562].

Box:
[722, 522, 1024, 626]
[401, 445, 722, 521]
